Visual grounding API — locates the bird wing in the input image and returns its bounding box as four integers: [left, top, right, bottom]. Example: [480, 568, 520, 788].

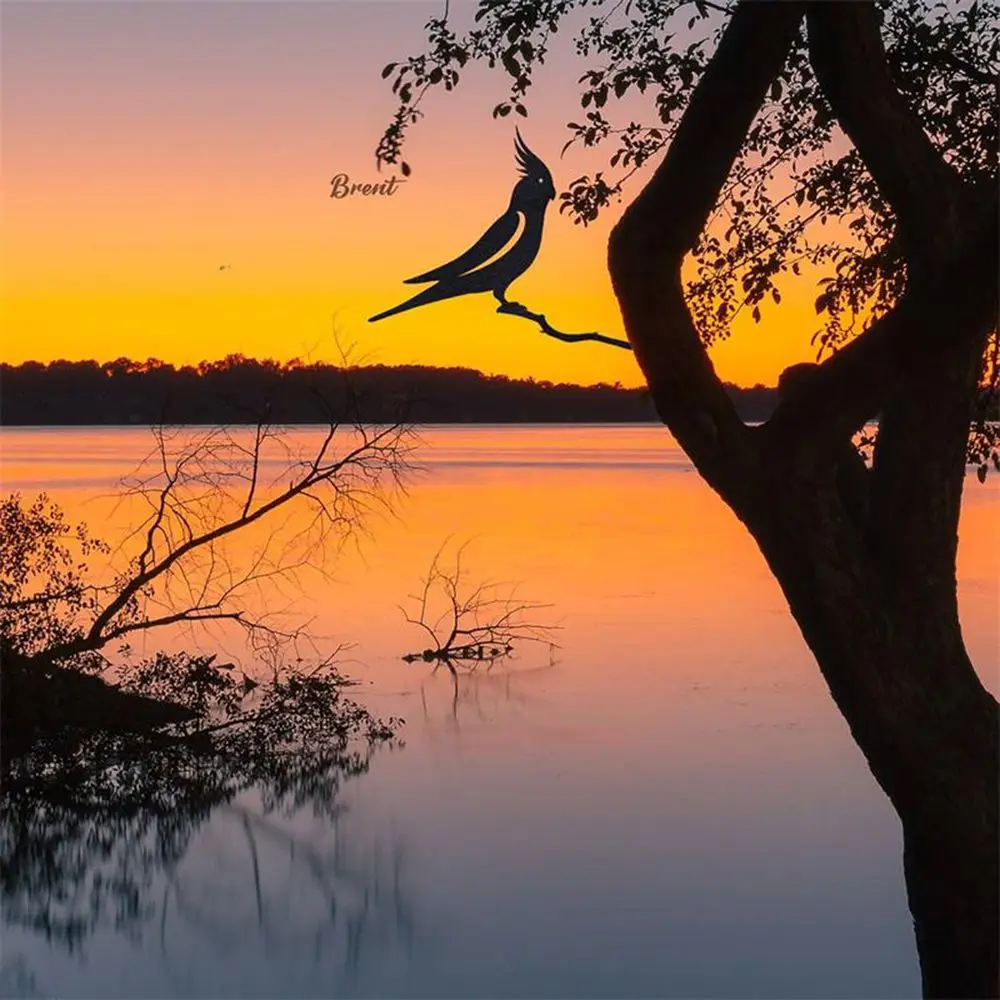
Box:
[403, 210, 524, 284]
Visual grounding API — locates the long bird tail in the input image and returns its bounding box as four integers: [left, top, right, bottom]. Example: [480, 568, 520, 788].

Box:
[369, 285, 448, 323]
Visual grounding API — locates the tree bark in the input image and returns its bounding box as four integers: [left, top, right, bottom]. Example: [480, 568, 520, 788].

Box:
[607, 2, 999, 995]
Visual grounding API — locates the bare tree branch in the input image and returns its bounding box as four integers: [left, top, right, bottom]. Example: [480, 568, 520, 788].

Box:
[400, 541, 558, 672]
[24, 414, 411, 671]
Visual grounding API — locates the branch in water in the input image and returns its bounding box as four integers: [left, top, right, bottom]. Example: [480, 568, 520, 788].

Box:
[496, 298, 633, 351]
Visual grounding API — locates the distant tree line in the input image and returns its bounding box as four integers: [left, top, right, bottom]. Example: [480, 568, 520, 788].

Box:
[3, 358, 996, 426]
[0, 356, 781, 425]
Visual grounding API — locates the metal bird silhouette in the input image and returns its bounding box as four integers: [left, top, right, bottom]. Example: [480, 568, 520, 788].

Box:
[368, 129, 556, 324]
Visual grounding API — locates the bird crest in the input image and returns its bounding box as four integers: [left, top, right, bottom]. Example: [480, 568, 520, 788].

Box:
[514, 128, 549, 180]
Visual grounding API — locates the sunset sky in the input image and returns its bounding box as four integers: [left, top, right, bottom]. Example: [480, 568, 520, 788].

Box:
[2, 0, 827, 388]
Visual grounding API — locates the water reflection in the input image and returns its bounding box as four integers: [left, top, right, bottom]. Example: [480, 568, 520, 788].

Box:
[1, 732, 413, 998]
[416, 657, 559, 732]
[4, 426, 988, 997]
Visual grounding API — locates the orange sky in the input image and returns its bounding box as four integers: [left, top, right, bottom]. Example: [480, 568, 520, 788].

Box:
[2, 0, 825, 388]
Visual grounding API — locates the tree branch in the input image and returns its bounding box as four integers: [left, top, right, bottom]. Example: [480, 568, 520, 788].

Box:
[89, 428, 399, 642]
[400, 542, 557, 665]
[36, 422, 408, 666]
[496, 298, 632, 351]
[764, 3, 997, 450]
[766, 186, 998, 449]
[607, 0, 806, 506]
[806, 1, 967, 260]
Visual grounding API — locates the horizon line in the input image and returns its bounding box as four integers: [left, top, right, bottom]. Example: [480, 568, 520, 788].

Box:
[0, 356, 782, 393]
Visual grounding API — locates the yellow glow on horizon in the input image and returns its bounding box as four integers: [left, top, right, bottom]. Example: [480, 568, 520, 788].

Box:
[1, 277, 826, 388]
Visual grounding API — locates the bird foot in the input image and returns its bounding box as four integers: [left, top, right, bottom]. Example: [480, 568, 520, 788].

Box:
[497, 300, 534, 321]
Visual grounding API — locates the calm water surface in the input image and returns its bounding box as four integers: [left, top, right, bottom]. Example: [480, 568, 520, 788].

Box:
[2, 425, 997, 999]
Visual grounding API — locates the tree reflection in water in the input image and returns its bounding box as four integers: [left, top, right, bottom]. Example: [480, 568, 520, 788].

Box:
[1, 703, 414, 996]
[418, 654, 560, 733]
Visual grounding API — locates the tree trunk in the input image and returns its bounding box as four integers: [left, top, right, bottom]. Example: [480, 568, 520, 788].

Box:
[604, 3, 999, 994]
[745, 472, 998, 999]
[904, 788, 999, 999]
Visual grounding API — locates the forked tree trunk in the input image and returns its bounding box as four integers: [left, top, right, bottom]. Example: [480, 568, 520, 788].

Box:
[604, 2, 999, 995]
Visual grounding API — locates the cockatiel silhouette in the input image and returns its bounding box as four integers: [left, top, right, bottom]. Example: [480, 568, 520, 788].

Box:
[368, 129, 556, 324]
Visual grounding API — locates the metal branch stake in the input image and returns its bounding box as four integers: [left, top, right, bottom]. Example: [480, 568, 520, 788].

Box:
[496, 298, 633, 351]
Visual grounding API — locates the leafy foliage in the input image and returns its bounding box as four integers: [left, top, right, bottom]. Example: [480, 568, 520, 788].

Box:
[115, 647, 398, 746]
[0, 494, 131, 672]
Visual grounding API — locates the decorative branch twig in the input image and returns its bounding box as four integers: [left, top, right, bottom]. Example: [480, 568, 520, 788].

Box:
[496, 297, 633, 351]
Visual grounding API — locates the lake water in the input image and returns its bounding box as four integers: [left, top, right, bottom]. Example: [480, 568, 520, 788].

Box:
[2, 425, 997, 999]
